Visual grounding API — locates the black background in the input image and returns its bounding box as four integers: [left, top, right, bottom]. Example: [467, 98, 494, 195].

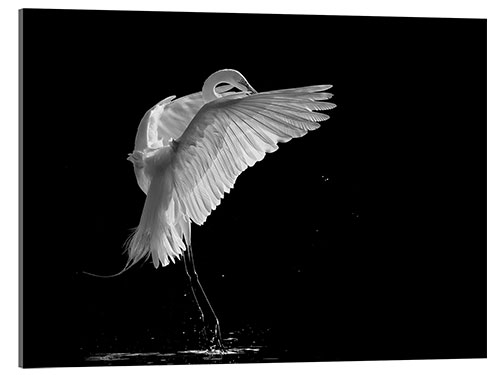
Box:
[21, 9, 486, 367]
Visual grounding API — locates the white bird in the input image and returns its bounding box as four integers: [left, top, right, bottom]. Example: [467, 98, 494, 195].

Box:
[87, 69, 335, 350]
[125, 69, 335, 271]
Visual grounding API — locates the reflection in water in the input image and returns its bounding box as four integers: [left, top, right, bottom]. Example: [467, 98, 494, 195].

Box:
[86, 346, 263, 365]
[82, 325, 289, 365]
[81, 325, 335, 366]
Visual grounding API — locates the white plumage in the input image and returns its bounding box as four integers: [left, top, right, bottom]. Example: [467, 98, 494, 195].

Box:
[126, 69, 335, 270]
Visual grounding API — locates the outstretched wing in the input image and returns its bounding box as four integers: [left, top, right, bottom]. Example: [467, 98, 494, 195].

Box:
[171, 85, 335, 226]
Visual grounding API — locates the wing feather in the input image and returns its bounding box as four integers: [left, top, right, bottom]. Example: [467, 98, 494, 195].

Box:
[226, 107, 283, 148]
[225, 120, 260, 166]
[172, 85, 335, 225]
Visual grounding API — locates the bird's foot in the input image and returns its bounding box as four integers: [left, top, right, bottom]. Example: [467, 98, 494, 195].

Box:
[205, 321, 225, 352]
[126, 150, 145, 168]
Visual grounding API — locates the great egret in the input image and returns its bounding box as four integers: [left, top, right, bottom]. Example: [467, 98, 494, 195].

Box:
[89, 69, 335, 350]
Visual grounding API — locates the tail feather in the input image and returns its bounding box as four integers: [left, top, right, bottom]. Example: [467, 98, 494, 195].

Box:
[127, 170, 190, 269]
[83, 169, 191, 278]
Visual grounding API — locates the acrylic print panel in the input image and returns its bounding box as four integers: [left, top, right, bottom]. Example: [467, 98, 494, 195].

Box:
[19, 9, 486, 368]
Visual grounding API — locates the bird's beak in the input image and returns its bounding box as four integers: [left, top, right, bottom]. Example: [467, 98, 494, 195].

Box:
[244, 82, 257, 94]
[237, 79, 257, 95]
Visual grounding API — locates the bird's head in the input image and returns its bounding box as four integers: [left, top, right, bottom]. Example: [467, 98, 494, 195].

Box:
[203, 69, 257, 102]
[224, 69, 257, 95]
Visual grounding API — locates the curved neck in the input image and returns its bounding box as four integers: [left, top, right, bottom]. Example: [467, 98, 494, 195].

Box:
[202, 70, 235, 103]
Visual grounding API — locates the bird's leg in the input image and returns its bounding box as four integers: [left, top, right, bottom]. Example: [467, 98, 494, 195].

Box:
[185, 245, 224, 351]
[183, 251, 209, 348]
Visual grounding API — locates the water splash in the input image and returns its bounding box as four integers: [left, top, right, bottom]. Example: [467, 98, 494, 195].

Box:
[86, 346, 262, 365]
